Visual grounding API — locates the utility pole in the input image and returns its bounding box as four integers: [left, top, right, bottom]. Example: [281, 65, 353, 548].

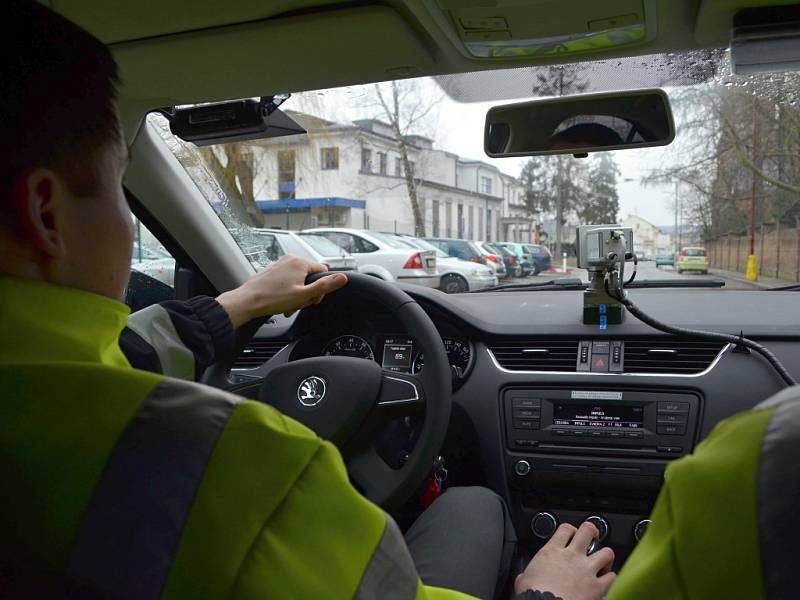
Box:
[555, 156, 564, 259]
[746, 97, 759, 281]
[673, 180, 679, 256]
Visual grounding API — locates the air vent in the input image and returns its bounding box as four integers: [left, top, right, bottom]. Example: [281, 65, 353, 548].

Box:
[489, 339, 580, 371]
[233, 340, 287, 369]
[623, 339, 725, 374]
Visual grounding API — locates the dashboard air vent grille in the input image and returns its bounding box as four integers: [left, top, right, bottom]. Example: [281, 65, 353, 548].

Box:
[234, 340, 287, 369]
[489, 339, 580, 372]
[623, 339, 725, 374]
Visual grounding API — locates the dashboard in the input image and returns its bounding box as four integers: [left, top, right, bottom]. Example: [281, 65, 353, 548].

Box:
[236, 285, 800, 568]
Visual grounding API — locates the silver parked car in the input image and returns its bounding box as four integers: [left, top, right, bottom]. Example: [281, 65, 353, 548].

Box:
[305, 228, 440, 288]
[392, 234, 497, 293]
[476, 241, 508, 279]
[252, 229, 357, 272]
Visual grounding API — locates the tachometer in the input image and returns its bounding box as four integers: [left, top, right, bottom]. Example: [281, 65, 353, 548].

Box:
[412, 338, 471, 378]
[322, 335, 375, 361]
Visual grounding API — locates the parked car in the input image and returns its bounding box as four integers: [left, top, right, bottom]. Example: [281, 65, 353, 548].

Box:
[524, 244, 553, 275]
[656, 253, 675, 267]
[305, 228, 440, 288]
[485, 243, 522, 278]
[423, 237, 487, 264]
[391, 234, 498, 292]
[252, 229, 357, 272]
[677, 246, 709, 274]
[496, 242, 533, 276]
[475, 241, 508, 278]
[130, 242, 176, 286]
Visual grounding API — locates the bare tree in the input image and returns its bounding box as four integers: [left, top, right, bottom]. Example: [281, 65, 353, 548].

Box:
[370, 80, 444, 236]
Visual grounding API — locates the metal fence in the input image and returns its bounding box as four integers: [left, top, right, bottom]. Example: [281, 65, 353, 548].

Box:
[706, 220, 800, 282]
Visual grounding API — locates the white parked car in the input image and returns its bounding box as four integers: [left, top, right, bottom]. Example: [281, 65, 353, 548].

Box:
[252, 229, 357, 272]
[130, 243, 175, 286]
[392, 234, 497, 293]
[305, 228, 440, 288]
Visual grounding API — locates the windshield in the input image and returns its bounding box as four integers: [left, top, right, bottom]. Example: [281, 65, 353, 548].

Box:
[153, 47, 800, 291]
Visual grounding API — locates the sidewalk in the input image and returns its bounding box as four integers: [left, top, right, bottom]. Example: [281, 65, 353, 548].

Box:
[709, 268, 794, 289]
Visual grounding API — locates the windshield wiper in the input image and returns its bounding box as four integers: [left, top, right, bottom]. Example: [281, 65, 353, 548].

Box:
[471, 278, 587, 293]
[472, 277, 726, 293]
[624, 278, 726, 289]
[768, 283, 800, 291]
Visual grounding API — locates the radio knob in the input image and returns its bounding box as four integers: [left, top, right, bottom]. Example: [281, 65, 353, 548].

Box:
[634, 519, 651, 542]
[531, 512, 558, 539]
[514, 459, 532, 476]
[584, 515, 609, 542]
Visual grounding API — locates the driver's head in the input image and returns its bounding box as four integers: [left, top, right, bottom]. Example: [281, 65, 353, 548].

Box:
[0, 1, 133, 301]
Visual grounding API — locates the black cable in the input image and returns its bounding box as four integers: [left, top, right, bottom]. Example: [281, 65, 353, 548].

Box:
[604, 276, 797, 387]
[625, 253, 638, 286]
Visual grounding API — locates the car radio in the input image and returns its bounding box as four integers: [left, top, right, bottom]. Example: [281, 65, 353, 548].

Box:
[502, 387, 700, 458]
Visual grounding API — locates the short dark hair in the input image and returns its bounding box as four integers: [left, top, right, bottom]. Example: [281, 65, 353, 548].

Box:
[0, 1, 121, 202]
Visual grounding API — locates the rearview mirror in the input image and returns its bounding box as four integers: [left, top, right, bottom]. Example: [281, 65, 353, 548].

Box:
[484, 89, 675, 158]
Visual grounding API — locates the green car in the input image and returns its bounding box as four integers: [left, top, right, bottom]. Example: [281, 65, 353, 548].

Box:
[655, 254, 675, 267]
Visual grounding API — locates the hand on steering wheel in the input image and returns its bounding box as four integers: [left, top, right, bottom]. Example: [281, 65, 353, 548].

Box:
[207, 271, 452, 510]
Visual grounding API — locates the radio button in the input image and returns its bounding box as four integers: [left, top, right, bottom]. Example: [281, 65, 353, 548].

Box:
[657, 424, 686, 435]
[634, 519, 652, 542]
[625, 431, 644, 439]
[514, 408, 541, 419]
[584, 515, 609, 542]
[512, 397, 542, 409]
[589, 430, 605, 439]
[657, 445, 683, 454]
[514, 439, 538, 448]
[572, 430, 587, 437]
[531, 512, 559, 539]
[657, 401, 689, 413]
[514, 419, 540, 430]
[514, 460, 532, 476]
[657, 413, 687, 424]
[607, 431, 624, 439]
[552, 429, 570, 436]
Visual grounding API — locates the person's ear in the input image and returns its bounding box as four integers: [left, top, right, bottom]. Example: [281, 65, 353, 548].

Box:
[9, 168, 68, 259]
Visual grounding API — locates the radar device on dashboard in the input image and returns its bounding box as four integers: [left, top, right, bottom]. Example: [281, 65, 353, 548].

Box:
[576, 225, 634, 326]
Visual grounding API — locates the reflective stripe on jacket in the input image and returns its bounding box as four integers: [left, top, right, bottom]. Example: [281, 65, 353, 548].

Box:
[0, 276, 474, 599]
[609, 385, 800, 600]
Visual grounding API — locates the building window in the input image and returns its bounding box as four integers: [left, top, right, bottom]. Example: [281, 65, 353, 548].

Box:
[278, 150, 296, 200]
[408, 161, 416, 178]
[378, 152, 387, 175]
[432, 200, 440, 237]
[361, 147, 372, 173]
[395, 157, 402, 177]
[321, 147, 339, 170]
[480, 176, 492, 195]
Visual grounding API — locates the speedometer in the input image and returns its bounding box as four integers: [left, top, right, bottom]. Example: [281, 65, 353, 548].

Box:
[412, 338, 471, 378]
[322, 335, 375, 361]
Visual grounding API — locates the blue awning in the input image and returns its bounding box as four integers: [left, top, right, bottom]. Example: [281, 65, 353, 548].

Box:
[256, 197, 366, 213]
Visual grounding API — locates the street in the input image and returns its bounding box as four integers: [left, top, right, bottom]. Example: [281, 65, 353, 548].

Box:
[505, 260, 765, 290]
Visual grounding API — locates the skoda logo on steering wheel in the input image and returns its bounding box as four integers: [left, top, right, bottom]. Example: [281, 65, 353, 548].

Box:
[297, 376, 327, 407]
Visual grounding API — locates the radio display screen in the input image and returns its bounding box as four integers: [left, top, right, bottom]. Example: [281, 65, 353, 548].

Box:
[382, 337, 414, 373]
[553, 403, 644, 429]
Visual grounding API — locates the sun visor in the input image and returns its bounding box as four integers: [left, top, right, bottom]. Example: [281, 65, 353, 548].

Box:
[427, 0, 657, 60]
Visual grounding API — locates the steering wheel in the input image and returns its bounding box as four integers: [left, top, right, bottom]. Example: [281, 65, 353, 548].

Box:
[206, 272, 452, 509]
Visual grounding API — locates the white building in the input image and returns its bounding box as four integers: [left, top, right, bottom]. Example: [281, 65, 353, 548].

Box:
[622, 214, 673, 258]
[247, 111, 535, 242]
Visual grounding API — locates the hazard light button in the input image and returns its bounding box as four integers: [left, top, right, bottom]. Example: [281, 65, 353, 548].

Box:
[591, 356, 609, 373]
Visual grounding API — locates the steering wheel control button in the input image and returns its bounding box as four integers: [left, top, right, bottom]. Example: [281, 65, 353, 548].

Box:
[378, 376, 420, 405]
[297, 376, 326, 407]
[584, 515, 609, 542]
[634, 519, 652, 542]
[514, 459, 532, 477]
[531, 512, 558, 539]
